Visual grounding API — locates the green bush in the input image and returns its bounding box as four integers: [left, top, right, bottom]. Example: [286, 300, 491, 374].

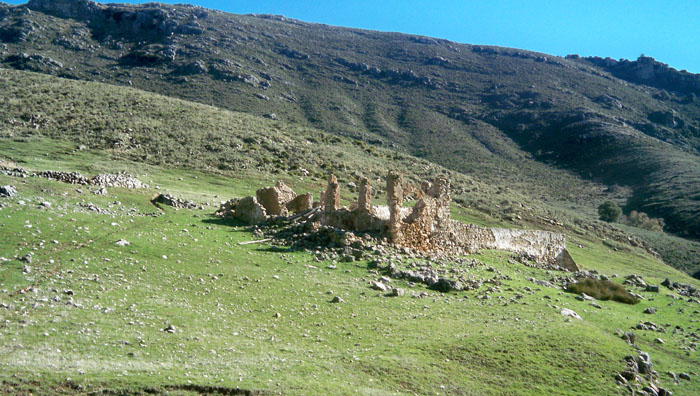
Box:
[598, 201, 622, 222]
[566, 278, 639, 304]
[626, 210, 665, 232]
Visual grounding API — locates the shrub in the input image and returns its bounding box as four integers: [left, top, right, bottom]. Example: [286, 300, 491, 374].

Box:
[598, 200, 622, 222]
[626, 210, 665, 232]
[566, 278, 639, 304]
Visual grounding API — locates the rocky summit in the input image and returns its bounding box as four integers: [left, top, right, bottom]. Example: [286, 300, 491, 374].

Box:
[0, 1, 699, 395]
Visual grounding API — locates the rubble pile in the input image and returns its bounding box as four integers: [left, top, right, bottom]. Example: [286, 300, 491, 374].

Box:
[35, 170, 91, 185]
[152, 193, 198, 209]
[91, 171, 148, 189]
[616, 351, 673, 396]
[218, 181, 312, 223]
[0, 164, 29, 178]
[662, 278, 700, 299]
[1, 164, 147, 189]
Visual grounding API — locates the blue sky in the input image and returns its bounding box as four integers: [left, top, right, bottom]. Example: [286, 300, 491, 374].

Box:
[6, 0, 700, 73]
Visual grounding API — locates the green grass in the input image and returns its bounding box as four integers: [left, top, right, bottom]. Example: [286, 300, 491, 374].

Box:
[1, 146, 699, 395]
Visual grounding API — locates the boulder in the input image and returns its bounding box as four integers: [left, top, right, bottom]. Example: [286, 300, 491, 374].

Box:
[370, 281, 388, 291]
[0, 185, 16, 198]
[560, 308, 582, 320]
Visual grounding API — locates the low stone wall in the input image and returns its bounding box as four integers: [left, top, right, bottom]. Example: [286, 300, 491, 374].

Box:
[489, 228, 566, 261]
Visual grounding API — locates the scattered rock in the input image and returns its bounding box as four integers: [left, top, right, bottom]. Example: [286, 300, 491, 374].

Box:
[152, 193, 197, 209]
[644, 307, 657, 314]
[576, 293, 595, 301]
[370, 281, 388, 292]
[560, 308, 582, 320]
[163, 324, 176, 333]
[391, 288, 405, 297]
[0, 185, 16, 198]
[661, 278, 700, 299]
[115, 239, 130, 247]
[622, 332, 636, 345]
[667, 371, 679, 384]
[624, 274, 647, 288]
[330, 296, 343, 303]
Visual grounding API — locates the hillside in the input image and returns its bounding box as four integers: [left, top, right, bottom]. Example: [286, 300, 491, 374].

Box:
[6, 67, 700, 275]
[0, 0, 699, 243]
[1, 68, 700, 396]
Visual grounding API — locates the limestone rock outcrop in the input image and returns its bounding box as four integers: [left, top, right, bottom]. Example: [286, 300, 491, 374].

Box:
[27, 0, 99, 19]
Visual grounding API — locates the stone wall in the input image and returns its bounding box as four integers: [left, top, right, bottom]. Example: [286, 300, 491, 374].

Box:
[218, 171, 578, 271]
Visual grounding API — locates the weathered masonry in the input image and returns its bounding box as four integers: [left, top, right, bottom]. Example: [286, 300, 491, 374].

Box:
[218, 171, 578, 271]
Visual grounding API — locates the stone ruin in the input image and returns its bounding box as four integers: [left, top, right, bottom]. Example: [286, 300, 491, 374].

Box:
[217, 181, 314, 224]
[218, 172, 579, 271]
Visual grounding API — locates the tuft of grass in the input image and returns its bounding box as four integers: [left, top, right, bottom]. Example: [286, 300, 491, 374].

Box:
[566, 278, 639, 304]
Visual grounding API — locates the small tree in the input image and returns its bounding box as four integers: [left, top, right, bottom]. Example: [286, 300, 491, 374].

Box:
[598, 201, 622, 222]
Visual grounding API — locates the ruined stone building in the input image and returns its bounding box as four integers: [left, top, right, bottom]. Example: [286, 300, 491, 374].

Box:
[218, 171, 578, 271]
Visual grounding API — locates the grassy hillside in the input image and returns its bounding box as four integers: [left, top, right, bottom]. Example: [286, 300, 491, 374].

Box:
[2, 139, 699, 396]
[1, 67, 700, 395]
[0, 0, 699, 239]
[2, 66, 700, 275]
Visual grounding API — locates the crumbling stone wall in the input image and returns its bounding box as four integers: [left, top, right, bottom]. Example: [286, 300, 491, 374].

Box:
[217, 196, 267, 224]
[386, 171, 404, 242]
[218, 171, 578, 270]
[317, 176, 385, 232]
[386, 173, 575, 269]
[322, 174, 340, 211]
[286, 193, 313, 214]
[256, 181, 297, 216]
